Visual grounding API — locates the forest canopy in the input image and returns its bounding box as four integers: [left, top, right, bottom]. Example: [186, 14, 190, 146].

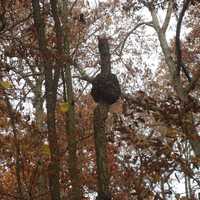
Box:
[0, 0, 200, 200]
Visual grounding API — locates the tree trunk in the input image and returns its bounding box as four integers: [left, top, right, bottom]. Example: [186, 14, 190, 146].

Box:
[58, 1, 82, 199]
[32, 1, 61, 199]
[64, 65, 82, 200]
[93, 37, 112, 200]
[160, 177, 166, 200]
[94, 103, 110, 200]
[33, 77, 48, 199]
[4, 94, 24, 200]
[150, 3, 200, 156]
[33, 76, 44, 130]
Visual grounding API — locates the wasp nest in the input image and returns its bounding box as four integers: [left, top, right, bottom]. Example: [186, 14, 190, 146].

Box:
[91, 73, 121, 105]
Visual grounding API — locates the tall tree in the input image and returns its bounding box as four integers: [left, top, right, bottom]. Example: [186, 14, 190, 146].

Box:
[92, 37, 121, 200]
[93, 37, 111, 200]
[118, 0, 200, 156]
[148, 0, 200, 156]
[32, 0, 61, 199]
[58, 1, 82, 199]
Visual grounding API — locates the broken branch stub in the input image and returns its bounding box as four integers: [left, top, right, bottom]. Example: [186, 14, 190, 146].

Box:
[91, 37, 121, 105]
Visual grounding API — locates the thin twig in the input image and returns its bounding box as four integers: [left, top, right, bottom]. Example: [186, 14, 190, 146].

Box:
[115, 21, 153, 56]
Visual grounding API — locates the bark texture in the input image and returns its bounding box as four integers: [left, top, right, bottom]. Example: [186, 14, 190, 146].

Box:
[32, 1, 61, 199]
[59, 1, 82, 199]
[149, 1, 200, 156]
[94, 103, 110, 200]
[93, 37, 114, 200]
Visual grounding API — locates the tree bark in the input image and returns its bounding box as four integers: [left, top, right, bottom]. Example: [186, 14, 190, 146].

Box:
[4, 93, 24, 200]
[94, 103, 110, 200]
[93, 37, 112, 200]
[65, 65, 82, 200]
[33, 76, 44, 130]
[149, 2, 200, 157]
[32, 1, 61, 199]
[59, 1, 82, 199]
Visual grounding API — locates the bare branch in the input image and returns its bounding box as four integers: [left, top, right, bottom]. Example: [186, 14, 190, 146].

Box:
[72, 59, 95, 83]
[116, 21, 153, 56]
[69, 0, 79, 14]
[150, 6, 161, 32]
[162, 0, 173, 33]
[73, 75, 94, 83]
[175, 0, 191, 81]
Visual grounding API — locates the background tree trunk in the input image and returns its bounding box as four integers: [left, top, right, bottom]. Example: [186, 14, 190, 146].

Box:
[4, 94, 24, 200]
[32, 0, 61, 199]
[59, 1, 82, 199]
[149, 2, 200, 157]
[33, 76, 44, 130]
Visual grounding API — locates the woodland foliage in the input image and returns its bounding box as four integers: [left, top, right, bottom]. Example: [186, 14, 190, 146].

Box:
[0, 0, 200, 200]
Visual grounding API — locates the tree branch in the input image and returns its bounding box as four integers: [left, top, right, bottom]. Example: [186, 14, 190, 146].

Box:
[150, 5, 161, 32]
[162, 0, 173, 33]
[175, 0, 191, 81]
[72, 59, 95, 83]
[73, 74, 94, 83]
[116, 21, 153, 56]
